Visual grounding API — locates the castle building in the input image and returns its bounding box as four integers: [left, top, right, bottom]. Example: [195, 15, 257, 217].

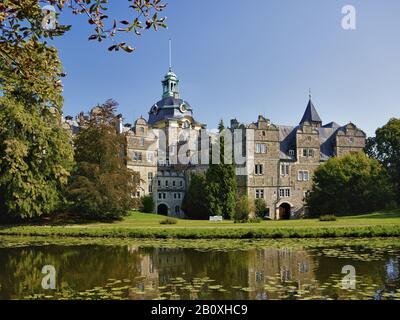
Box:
[63, 69, 366, 219]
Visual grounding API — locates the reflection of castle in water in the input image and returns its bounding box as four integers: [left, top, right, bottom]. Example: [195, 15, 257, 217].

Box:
[128, 244, 317, 300]
[247, 248, 317, 300]
[127, 246, 189, 299]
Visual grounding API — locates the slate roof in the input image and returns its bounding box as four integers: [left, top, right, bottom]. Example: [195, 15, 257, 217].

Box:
[148, 97, 194, 125]
[300, 99, 322, 124]
[278, 124, 341, 161]
[279, 125, 297, 160]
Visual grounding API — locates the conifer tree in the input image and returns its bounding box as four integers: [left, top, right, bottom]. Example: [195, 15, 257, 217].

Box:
[205, 120, 237, 219]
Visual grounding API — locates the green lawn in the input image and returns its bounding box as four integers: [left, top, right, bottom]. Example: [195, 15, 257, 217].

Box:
[1, 210, 400, 239]
[72, 210, 400, 229]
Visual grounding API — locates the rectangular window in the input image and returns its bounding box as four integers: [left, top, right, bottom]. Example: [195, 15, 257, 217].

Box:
[255, 189, 264, 199]
[180, 181, 183, 187]
[303, 148, 314, 157]
[261, 144, 267, 154]
[165, 180, 169, 187]
[173, 180, 176, 187]
[133, 152, 142, 161]
[279, 188, 291, 198]
[298, 170, 310, 181]
[280, 163, 289, 176]
[163, 193, 166, 199]
[147, 152, 154, 162]
[255, 164, 263, 175]
[158, 180, 161, 187]
[148, 172, 153, 181]
[158, 193, 162, 199]
[256, 143, 267, 154]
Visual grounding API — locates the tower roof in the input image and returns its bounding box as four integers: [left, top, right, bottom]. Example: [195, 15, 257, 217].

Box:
[300, 98, 322, 125]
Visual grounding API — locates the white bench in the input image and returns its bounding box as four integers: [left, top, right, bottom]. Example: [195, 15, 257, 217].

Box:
[209, 216, 223, 222]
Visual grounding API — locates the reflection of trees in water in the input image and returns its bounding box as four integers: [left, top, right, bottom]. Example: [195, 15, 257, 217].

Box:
[0, 245, 143, 299]
[311, 248, 400, 299]
[2, 244, 398, 300]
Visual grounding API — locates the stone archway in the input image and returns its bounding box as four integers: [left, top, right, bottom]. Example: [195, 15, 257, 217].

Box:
[157, 203, 169, 216]
[278, 203, 291, 220]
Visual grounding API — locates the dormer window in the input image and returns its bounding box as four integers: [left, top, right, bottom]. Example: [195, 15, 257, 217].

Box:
[183, 121, 190, 129]
[289, 150, 295, 156]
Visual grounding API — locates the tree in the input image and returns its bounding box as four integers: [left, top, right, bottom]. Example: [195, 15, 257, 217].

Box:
[0, 38, 73, 221]
[205, 120, 238, 219]
[0, 1, 167, 103]
[182, 173, 209, 220]
[140, 195, 155, 213]
[306, 152, 395, 216]
[0, 96, 73, 220]
[365, 118, 400, 204]
[66, 100, 137, 220]
[254, 198, 268, 218]
[234, 195, 251, 222]
[1, 1, 167, 52]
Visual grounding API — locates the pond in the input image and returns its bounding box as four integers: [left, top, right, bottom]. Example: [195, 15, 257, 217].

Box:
[0, 237, 399, 300]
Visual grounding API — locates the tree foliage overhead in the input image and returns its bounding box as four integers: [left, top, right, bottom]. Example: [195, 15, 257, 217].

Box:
[0, 0, 167, 52]
[365, 118, 400, 202]
[66, 99, 138, 220]
[306, 152, 395, 216]
[0, 1, 167, 100]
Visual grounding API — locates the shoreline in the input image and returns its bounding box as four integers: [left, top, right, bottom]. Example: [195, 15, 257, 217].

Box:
[1, 224, 400, 239]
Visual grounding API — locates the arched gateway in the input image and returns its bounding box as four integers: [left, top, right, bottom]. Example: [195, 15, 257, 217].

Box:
[157, 204, 169, 216]
[278, 203, 291, 220]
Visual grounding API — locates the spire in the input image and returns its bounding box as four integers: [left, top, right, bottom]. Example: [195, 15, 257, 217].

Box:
[300, 93, 322, 126]
[169, 38, 172, 72]
[161, 40, 180, 99]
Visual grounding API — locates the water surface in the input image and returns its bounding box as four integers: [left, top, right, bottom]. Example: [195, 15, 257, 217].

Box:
[0, 237, 399, 300]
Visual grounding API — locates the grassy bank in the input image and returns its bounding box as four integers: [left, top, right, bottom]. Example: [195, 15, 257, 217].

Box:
[1, 211, 400, 239]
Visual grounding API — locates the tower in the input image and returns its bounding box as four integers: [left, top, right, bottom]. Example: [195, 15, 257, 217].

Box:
[162, 70, 180, 99]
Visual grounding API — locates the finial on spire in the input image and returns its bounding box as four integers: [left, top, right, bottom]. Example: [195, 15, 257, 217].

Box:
[309, 88, 312, 100]
[169, 39, 172, 71]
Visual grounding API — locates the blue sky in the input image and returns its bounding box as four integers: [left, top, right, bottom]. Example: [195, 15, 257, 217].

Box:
[52, 0, 400, 136]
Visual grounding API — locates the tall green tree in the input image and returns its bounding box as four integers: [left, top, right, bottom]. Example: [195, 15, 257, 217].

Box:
[0, 43, 73, 220]
[306, 152, 395, 216]
[182, 173, 209, 219]
[205, 120, 237, 219]
[365, 118, 400, 204]
[66, 100, 138, 220]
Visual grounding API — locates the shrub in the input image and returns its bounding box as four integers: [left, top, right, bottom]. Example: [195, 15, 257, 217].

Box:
[140, 195, 154, 213]
[159, 218, 177, 225]
[234, 195, 252, 222]
[248, 217, 262, 223]
[254, 199, 268, 218]
[319, 215, 337, 222]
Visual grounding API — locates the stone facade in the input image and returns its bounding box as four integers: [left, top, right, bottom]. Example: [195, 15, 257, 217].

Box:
[63, 70, 366, 219]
